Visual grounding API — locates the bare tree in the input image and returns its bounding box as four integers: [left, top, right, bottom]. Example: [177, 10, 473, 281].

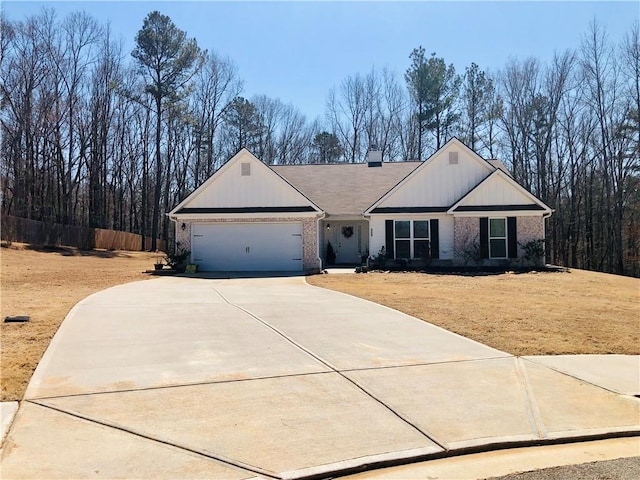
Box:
[274, 103, 313, 164]
[192, 51, 242, 182]
[87, 25, 122, 228]
[0, 13, 49, 218]
[56, 12, 102, 223]
[326, 73, 369, 162]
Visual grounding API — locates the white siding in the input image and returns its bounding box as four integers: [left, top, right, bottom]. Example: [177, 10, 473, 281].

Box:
[438, 215, 454, 259]
[186, 152, 313, 209]
[376, 146, 492, 209]
[457, 172, 535, 207]
[369, 216, 387, 259]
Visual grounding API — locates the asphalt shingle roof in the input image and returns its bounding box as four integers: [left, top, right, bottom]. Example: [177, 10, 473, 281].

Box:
[272, 162, 421, 217]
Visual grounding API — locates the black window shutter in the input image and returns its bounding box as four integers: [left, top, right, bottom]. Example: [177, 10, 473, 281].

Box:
[385, 220, 394, 259]
[507, 217, 518, 258]
[430, 219, 439, 259]
[479, 217, 489, 258]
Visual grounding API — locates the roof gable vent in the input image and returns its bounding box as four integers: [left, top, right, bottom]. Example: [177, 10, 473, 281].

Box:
[241, 162, 251, 176]
[449, 151, 459, 165]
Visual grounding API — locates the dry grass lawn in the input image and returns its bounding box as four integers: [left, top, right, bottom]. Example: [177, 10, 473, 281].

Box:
[1, 244, 159, 402]
[307, 269, 639, 357]
[1, 243, 638, 403]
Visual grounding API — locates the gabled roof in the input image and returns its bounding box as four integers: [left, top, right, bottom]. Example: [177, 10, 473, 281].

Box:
[365, 137, 495, 214]
[273, 162, 420, 217]
[447, 169, 553, 214]
[169, 149, 322, 216]
[169, 140, 552, 220]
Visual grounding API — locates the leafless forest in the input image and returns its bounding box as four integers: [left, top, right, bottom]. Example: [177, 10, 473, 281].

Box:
[1, 10, 638, 275]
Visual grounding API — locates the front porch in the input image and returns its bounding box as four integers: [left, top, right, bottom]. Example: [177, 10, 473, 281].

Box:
[321, 219, 369, 266]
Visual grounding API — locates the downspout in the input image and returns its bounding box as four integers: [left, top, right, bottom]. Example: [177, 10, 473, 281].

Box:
[542, 210, 553, 266]
[165, 213, 177, 254]
[317, 213, 326, 271]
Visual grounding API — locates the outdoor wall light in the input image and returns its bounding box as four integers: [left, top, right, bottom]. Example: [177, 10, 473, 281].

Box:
[181, 223, 186, 231]
[326, 223, 331, 230]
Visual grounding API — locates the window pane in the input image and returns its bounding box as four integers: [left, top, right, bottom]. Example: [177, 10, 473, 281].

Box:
[490, 218, 506, 237]
[395, 240, 410, 258]
[414, 240, 430, 259]
[490, 239, 507, 258]
[395, 221, 410, 238]
[414, 220, 429, 238]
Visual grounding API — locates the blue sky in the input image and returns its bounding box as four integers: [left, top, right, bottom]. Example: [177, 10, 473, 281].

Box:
[4, 1, 638, 121]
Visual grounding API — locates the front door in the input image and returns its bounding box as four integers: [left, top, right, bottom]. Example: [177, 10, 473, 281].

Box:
[336, 224, 360, 264]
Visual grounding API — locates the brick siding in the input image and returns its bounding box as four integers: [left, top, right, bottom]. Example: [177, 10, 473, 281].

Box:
[453, 216, 545, 265]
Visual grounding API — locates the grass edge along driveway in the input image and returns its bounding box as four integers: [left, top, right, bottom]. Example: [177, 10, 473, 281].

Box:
[306, 269, 640, 357]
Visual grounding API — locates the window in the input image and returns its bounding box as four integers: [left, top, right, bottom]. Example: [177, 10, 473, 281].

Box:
[489, 218, 507, 258]
[394, 220, 430, 259]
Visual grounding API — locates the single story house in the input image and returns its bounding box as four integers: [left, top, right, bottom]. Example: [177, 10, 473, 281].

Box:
[168, 138, 553, 272]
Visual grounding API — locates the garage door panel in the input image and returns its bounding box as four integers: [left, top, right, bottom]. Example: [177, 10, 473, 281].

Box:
[192, 223, 303, 271]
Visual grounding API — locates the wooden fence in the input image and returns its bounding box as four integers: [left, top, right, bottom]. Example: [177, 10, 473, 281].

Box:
[1, 215, 165, 252]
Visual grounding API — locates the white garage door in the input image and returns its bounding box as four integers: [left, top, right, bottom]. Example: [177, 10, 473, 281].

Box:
[192, 223, 303, 271]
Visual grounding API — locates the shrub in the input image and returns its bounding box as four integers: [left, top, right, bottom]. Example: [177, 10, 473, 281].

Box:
[520, 239, 546, 266]
[456, 240, 483, 266]
[325, 241, 336, 265]
[370, 246, 386, 269]
[165, 249, 190, 270]
[453, 232, 483, 266]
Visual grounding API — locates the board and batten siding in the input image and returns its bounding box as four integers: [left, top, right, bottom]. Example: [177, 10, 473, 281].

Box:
[369, 215, 454, 260]
[185, 153, 314, 209]
[452, 170, 543, 209]
[374, 148, 492, 209]
[458, 178, 532, 206]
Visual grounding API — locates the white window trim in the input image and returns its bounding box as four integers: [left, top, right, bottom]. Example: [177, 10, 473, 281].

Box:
[489, 217, 507, 259]
[394, 220, 430, 259]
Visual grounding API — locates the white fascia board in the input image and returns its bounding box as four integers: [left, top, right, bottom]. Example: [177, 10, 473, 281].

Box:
[447, 169, 553, 214]
[364, 137, 495, 214]
[370, 212, 453, 219]
[170, 212, 322, 221]
[450, 210, 548, 218]
[168, 148, 253, 215]
[168, 148, 322, 215]
[444, 137, 497, 171]
[323, 214, 369, 220]
[241, 150, 323, 213]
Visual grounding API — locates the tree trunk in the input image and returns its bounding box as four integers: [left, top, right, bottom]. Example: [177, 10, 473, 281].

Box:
[150, 95, 162, 251]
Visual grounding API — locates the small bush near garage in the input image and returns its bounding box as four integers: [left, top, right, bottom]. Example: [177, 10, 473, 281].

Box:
[165, 249, 190, 272]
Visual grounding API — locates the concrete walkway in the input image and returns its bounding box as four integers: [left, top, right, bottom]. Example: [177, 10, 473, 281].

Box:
[1, 276, 638, 479]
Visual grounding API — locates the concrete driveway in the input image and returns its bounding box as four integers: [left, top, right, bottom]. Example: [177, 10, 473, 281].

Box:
[1, 276, 638, 479]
